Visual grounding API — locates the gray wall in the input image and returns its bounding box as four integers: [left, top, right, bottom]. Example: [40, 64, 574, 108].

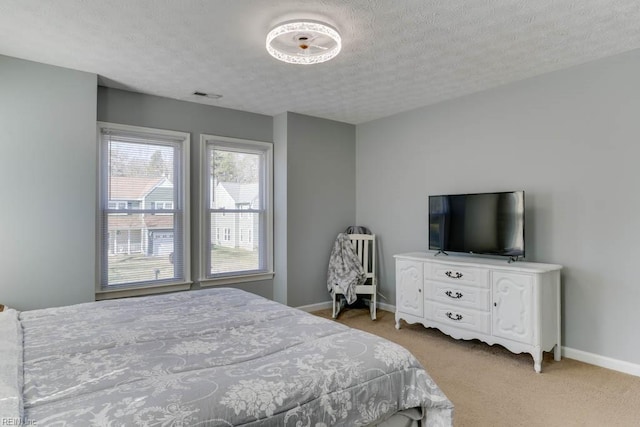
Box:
[98, 87, 274, 299]
[0, 55, 96, 310]
[279, 113, 356, 307]
[355, 49, 640, 364]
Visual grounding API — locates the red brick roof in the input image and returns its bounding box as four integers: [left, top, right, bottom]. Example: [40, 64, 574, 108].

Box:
[109, 176, 164, 200]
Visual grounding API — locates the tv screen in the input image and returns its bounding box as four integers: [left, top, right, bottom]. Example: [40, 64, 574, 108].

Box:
[429, 191, 525, 257]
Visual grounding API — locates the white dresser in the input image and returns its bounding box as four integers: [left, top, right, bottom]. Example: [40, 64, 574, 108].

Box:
[394, 252, 562, 373]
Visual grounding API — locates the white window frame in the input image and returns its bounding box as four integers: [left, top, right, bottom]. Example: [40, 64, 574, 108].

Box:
[200, 134, 274, 285]
[96, 122, 191, 299]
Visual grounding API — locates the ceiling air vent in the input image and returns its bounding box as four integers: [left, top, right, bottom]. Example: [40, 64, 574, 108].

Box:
[192, 91, 223, 99]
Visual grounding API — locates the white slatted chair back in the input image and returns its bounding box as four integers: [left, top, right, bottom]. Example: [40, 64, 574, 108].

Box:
[349, 234, 375, 283]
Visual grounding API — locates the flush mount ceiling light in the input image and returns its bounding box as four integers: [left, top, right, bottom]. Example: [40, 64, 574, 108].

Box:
[266, 20, 341, 65]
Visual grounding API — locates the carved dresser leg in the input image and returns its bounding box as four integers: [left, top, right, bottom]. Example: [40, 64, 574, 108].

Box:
[533, 350, 543, 373]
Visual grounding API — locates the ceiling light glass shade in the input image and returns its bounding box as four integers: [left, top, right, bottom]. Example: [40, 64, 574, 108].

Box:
[266, 20, 341, 65]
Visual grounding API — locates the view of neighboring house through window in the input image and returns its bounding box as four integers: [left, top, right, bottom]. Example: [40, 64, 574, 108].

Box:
[98, 122, 190, 292]
[202, 135, 273, 279]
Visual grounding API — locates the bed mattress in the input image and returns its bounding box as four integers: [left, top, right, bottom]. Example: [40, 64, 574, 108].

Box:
[1, 288, 453, 426]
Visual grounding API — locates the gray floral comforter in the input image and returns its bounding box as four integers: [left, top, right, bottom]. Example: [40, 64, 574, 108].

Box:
[2, 288, 453, 426]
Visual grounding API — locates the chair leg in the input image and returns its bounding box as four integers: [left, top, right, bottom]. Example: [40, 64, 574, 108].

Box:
[371, 292, 377, 320]
[332, 293, 337, 319]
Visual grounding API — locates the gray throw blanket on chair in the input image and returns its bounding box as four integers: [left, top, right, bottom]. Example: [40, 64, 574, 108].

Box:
[327, 233, 366, 304]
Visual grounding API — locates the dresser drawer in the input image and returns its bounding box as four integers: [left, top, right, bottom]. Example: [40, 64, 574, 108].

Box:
[425, 301, 491, 334]
[425, 280, 490, 311]
[427, 263, 489, 288]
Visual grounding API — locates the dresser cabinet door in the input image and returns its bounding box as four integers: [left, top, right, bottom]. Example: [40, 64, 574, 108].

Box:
[396, 260, 424, 317]
[492, 272, 534, 344]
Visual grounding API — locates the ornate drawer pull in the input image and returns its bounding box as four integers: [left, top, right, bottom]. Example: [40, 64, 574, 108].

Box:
[445, 271, 463, 279]
[445, 290, 463, 299]
[446, 312, 463, 321]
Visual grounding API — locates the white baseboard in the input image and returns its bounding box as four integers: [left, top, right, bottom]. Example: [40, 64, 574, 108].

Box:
[296, 300, 396, 314]
[377, 301, 396, 313]
[562, 347, 640, 378]
[296, 301, 333, 312]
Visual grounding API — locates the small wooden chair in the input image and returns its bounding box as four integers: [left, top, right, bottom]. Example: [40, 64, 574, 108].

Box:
[332, 234, 377, 320]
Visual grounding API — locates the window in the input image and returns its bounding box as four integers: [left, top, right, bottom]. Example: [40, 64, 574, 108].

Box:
[154, 201, 174, 210]
[238, 203, 250, 218]
[201, 135, 273, 281]
[108, 201, 128, 210]
[98, 122, 190, 296]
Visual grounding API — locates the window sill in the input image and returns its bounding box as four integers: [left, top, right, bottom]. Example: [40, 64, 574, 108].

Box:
[199, 272, 274, 287]
[95, 282, 192, 300]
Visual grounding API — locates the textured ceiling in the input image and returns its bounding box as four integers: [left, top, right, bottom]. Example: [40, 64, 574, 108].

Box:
[1, 0, 640, 124]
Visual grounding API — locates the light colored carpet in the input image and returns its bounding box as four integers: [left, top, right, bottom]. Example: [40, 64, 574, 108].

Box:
[313, 307, 640, 427]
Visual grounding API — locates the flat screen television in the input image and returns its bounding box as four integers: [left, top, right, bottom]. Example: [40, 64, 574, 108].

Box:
[429, 191, 525, 258]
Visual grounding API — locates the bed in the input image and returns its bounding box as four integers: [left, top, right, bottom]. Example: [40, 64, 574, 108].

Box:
[1, 288, 453, 426]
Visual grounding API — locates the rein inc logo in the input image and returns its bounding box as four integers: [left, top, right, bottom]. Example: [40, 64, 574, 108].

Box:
[1, 419, 36, 426]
